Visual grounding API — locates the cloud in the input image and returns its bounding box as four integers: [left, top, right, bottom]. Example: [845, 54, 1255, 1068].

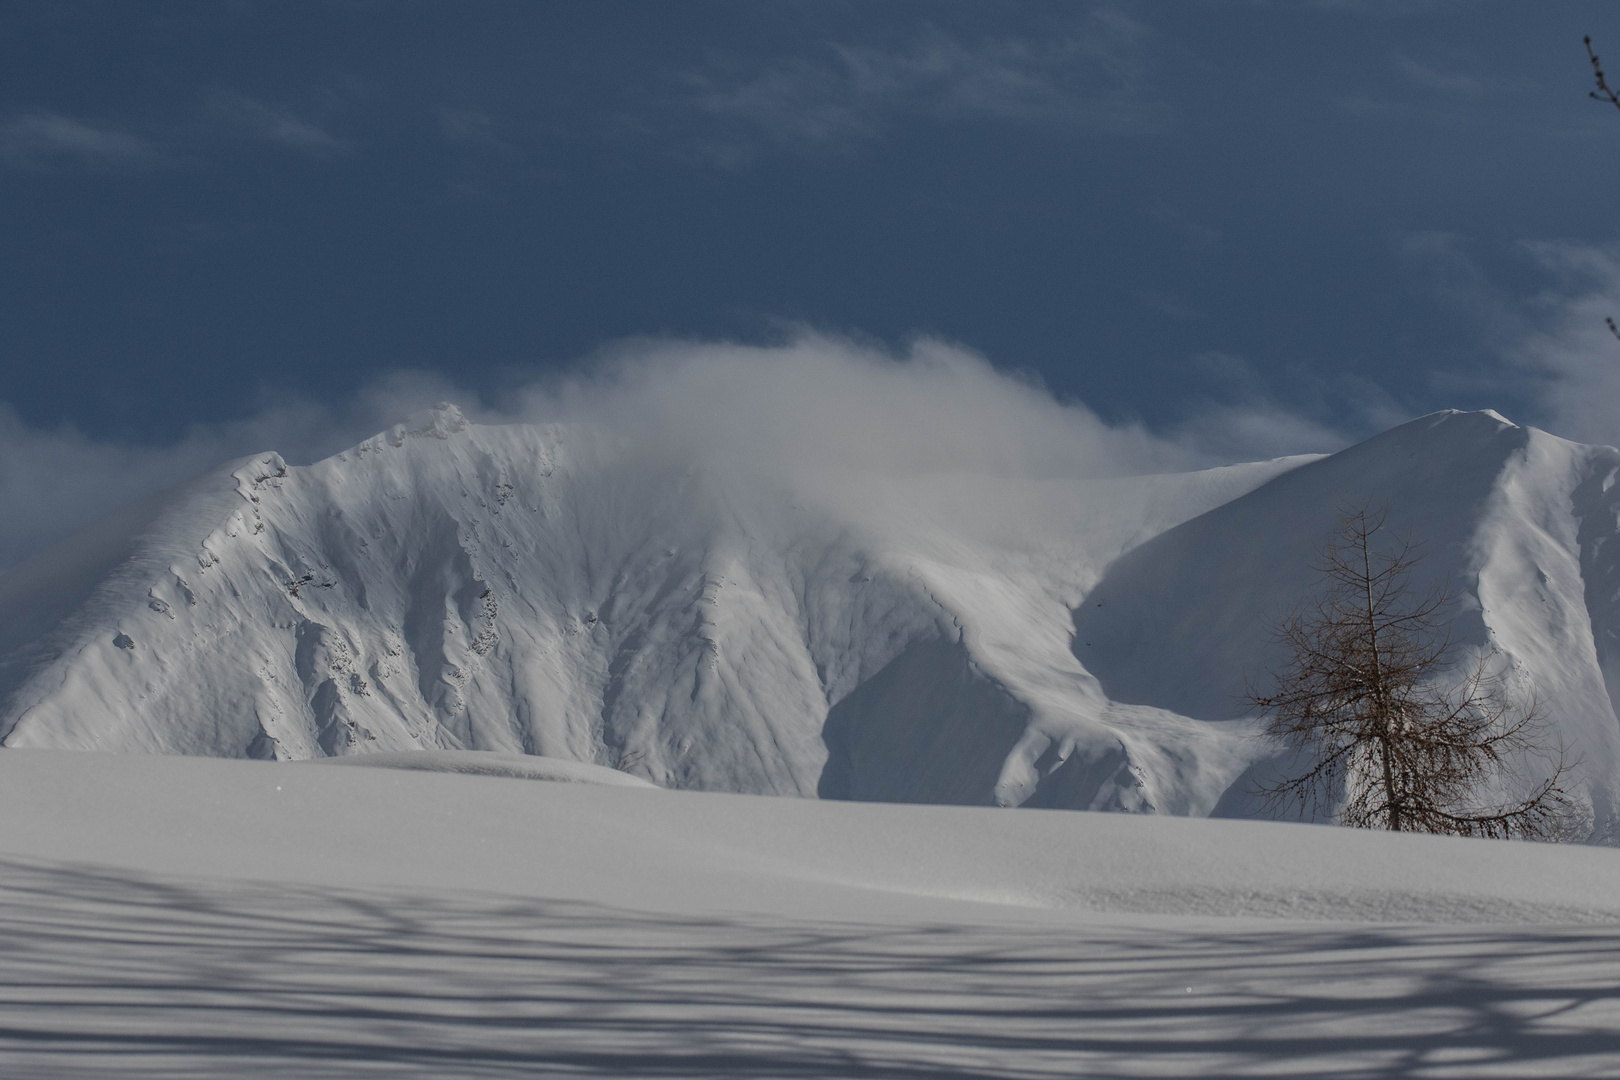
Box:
[434, 107, 500, 147]
[205, 91, 349, 158]
[1504, 242, 1620, 449]
[0, 93, 352, 175]
[509, 333, 1190, 482]
[0, 333, 1367, 576]
[1338, 48, 1527, 126]
[1392, 234, 1620, 447]
[1135, 290, 1205, 321]
[1393, 53, 1484, 99]
[1159, 350, 1407, 462]
[1303, 0, 1457, 15]
[0, 373, 460, 576]
[670, 11, 1169, 164]
[1166, 403, 1353, 463]
[0, 111, 163, 171]
[431, 106, 516, 198]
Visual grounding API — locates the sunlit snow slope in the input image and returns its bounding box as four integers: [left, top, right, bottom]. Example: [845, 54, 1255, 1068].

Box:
[2, 406, 1618, 825]
[1075, 409, 1620, 828]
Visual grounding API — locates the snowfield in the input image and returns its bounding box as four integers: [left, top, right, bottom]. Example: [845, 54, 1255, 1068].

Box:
[2, 748, 1619, 1077]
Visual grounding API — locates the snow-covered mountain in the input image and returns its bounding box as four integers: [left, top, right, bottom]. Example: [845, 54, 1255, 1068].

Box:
[2, 405, 1617, 828]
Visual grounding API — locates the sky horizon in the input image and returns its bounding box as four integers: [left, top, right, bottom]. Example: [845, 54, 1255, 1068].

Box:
[3, 1, 1620, 568]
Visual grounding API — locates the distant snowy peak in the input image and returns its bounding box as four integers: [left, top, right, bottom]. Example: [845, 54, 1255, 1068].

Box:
[1076, 409, 1620, 823]
[1, 407, 1616, 828]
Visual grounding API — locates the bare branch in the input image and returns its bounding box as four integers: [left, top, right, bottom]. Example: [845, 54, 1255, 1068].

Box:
[1589, 37, 1620, 114]
[1247, 501, 1573, 840]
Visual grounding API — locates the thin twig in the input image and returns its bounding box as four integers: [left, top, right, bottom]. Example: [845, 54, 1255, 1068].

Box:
[1590, 41, 1620, 345]
[1588, 37, 1620, 113]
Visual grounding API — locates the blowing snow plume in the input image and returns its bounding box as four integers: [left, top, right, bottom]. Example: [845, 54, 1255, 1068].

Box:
[0, 335, 1614, 835]
[0, 334, 1296, 578]
[515, 335, 1193, 483]
[0, 372, 471, 576]
[1511, 243, 1620, 452]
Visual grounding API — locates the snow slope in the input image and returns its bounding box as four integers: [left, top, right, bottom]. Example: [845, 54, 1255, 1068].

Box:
[1074, 409, 1620, 827]
[2, 749, 1619, 1077]
[2, 406, 1618, 828]
[0, 403, 1302, 813]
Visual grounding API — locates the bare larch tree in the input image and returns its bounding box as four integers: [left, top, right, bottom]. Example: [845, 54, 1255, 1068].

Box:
[1249, 505, 1571, 839]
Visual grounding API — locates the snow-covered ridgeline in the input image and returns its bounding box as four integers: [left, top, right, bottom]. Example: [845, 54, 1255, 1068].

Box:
[1, 406, 1617, 825]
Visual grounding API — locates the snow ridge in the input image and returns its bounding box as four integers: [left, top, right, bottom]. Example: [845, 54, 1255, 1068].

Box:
[1, 406, 1617, 825]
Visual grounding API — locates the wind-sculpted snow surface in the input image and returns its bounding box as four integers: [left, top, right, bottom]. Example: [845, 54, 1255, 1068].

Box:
[306, 749, 659, 787]
[2, 405, 1619, 825]
[5, 751, 1620, 1078]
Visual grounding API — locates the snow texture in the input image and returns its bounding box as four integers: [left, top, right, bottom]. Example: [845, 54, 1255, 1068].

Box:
[2, 749, 1618, 1077]
[1, 406, 1618, 828]
[307, 748, 657, 786]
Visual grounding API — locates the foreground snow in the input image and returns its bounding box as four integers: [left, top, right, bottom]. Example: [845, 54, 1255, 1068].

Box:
[2, 749, 1618, 1077]
[309, 748, 658, 787]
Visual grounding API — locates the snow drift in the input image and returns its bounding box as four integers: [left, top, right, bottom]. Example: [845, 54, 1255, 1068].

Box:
[0, 402, 1616, 828]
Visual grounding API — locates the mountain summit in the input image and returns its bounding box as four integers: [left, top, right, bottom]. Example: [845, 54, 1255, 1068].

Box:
[2, 407, 1616, 828]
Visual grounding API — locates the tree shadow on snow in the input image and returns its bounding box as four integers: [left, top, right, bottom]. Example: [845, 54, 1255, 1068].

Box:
[0, 858, 1618, 1078]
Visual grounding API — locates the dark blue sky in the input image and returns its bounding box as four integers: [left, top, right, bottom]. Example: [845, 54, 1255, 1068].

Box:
[3, 0, 1619, 450]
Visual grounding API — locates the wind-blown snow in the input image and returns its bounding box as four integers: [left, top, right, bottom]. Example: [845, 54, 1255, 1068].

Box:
[0, 404, 1617, 830]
